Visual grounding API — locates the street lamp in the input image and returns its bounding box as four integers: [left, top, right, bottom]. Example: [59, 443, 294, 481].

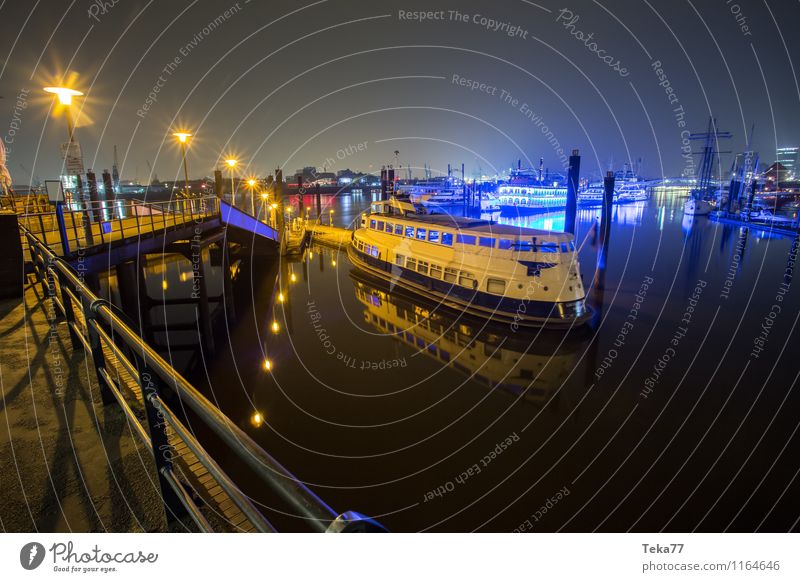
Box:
[44, 86, 84, 194]
[172, 131, 192, 197]
[225, 159, 238, 205]
[43, 86, 83, 141]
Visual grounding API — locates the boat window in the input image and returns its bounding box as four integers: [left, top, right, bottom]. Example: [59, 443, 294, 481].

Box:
[560, 243, 569, 253]
[370, 219, 376, 229]
[406, 258, 417, 270]
[456, 234, 476, 245]
[385, 222, 394, 233]
[539, 242, 559, 253]
[416, 228, 427, 240]
[405, 225, 415, 238]
[376, 221, 384, 231]
[417, 260, 429, 275]
[479, 237, 495, 248]
[430, 265, 443, 279]
[512, 241, 533, 252]
[498, 239, 513, 250]
[487, 278, 506, 294]
[395, 224, 403, 235]
[439, 349, 450, 362]
[395, 254, 405, 266]
[441, 232, 454, 246]
[444, 268, 458, 283]
[569, 241, 575, 251]
[428, 230, 440, 243]
[459, 272, 476, 288]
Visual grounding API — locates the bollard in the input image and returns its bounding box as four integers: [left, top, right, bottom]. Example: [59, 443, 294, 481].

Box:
[87, 170, 102, 222]
[600, 171, 615, 251]
[102, 170, 116, 219]
[565, 149, 580, 235]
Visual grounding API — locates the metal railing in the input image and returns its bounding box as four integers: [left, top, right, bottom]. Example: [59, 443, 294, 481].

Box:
[18, 196, 221, 258]
[23, 225, 384, 533]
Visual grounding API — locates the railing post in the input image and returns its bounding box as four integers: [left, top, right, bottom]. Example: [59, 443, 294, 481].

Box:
[57, 271, 82, 350]
[80, 297, 116, 406]
[134, 360, 190, 525]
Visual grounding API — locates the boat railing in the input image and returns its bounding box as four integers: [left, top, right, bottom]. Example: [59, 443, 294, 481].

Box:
[22, 225, 385, 533]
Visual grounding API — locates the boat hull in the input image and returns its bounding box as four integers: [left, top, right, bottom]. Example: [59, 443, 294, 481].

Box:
[347, 244, 591, 328]
[684, 199, 712, 216]
[499, 202, 567, 216]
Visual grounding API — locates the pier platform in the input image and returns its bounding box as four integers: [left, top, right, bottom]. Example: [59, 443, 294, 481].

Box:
[0, 280, 167, 532]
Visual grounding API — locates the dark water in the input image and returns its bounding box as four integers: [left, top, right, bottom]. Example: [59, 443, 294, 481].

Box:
[104, 190, 800, 532]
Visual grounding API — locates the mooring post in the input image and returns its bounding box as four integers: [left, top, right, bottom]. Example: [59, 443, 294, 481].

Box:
[746, 179, 757, 213]
[275, 169, 284, 234]
[565, 149, 581, 235]
[102, 170, 116, 219]
[296, 174, 304, 218]
[600, 171, 615, 251]
[87, 170, 102, 223]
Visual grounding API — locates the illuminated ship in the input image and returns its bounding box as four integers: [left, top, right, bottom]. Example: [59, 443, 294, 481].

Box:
[351, 272, 584, 403]
[497, 166, 568, 215]
[347, 198, 591, 327]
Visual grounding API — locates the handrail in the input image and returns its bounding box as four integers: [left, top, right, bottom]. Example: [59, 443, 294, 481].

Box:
[21, 223, 384, 532]
[17, 196, 221, 259]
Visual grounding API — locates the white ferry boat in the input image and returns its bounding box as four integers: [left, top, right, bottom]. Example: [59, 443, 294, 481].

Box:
[347, 198, 591, 327]
[684, 198, 713, 216]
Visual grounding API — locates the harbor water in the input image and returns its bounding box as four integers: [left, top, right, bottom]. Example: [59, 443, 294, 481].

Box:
[101, 190, 800, 532]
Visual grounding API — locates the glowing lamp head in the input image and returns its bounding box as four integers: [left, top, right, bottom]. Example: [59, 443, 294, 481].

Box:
[226, 159, 238, 168]
[44, 86, 83, 105]
[247, 179, 256, 187]
[173, 131, 192, 143]
[271, 321, 280, 333]
[263, 358, 272, 371]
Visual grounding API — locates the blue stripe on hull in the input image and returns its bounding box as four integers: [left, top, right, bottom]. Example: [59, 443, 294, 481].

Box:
[499, 204, 567, 216]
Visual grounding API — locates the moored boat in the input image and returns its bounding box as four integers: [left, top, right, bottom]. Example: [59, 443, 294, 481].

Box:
[347, 198, 591, 327]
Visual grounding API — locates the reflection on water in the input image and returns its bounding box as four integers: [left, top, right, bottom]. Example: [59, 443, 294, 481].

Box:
[350, 271, 587, 406]
[99, 188, 800, 532]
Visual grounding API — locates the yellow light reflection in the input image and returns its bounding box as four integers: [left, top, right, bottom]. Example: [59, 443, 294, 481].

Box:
[250, 412, 265, 428]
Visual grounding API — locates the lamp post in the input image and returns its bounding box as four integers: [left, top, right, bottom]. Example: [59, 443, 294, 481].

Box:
[247, 178, 256, 215]
[172, 132, 192, 197]
[44, 86, 84, 192]
[226, 159, 238, 206]
[44, 86, 83, 142]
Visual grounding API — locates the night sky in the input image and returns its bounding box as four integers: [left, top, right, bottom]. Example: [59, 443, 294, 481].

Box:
[1, 0, 798, 185]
